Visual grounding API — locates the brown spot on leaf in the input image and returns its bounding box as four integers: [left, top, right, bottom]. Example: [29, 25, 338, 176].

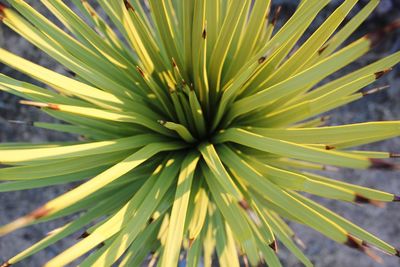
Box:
[28, 207, 51, 220]
[318, 44, 328, 55]
[354, 194, 371, 204]
[136, 66, 145, 77]
[78, 231, 90, 239]
[238, 199, 250, 210]
[47, 103, 60, 110]
[345, 235, 363, 250]
[124, 0, 135, 11]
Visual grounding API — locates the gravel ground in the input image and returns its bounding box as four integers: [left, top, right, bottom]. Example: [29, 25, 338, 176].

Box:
[0, 1, 400, 266]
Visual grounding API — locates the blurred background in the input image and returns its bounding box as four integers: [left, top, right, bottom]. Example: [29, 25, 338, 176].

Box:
[0, 0, 399, 266]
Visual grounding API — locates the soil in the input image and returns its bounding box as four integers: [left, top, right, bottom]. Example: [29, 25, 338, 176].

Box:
[0, 1, 399, 266]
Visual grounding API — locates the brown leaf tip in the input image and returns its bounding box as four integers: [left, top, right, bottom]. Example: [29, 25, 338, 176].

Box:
[136, 66, 145, 77]
[354, 194, 385, 207]
[19, 100, 59, 110]
[375, 68, 392, 80]
[393, 195, 400, 202]
[271, 6, 282, 25]
[396, 249, 400, 257]
[365, 19, 400, 47]
[293, 235, 307, 249]
[370, 159, 399, 170]
[238, 199, 250, 210]
[269, 240, 278, 252]
[0, 262, 11, 267]
[390, 153, 400, 158]
[8, 120, 34, 126]
[346, 236, 383, 262]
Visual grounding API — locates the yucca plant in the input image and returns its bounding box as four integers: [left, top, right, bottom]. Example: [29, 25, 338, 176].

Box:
[0, 0, 400, 266]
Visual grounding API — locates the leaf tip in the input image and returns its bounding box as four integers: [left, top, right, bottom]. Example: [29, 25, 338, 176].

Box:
[365, 19, 400, 47]
[375, 68, 392, 80]
[7, 120, 34, 126]
[362, 85, 390, 96]
[369, 159, 400, 170]
[293, 235, 307, 249]
[346, 236, 383, 262]
[19, 100, 59, 110]
[271, 6, 282, 26]
[354, 194, 385, 208]
[158, 120, 166, 125]
[269, 240, 278, 252]
[0, 262, 10, 267]
[393, 195, 400, 202]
